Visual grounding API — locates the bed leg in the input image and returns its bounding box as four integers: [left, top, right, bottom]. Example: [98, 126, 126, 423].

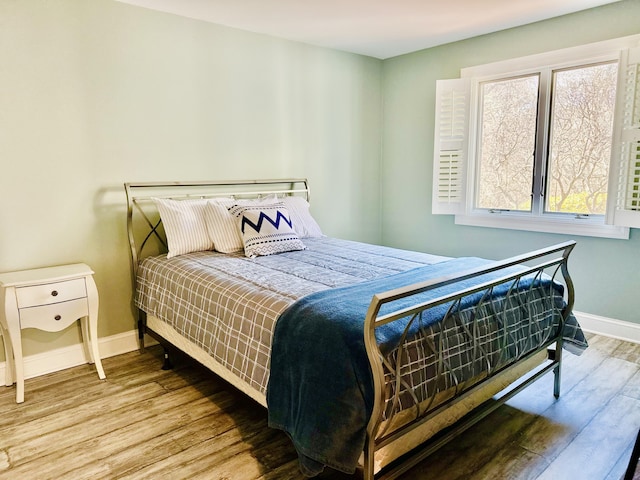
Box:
[161, 348, 173, 370]
[137, 310, 146, 353]
[137, 320, 145, 352]
[551, 342, 563, 399]
[553, 364, 561, 398]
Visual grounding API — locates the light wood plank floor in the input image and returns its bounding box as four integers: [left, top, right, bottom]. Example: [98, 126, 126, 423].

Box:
[0, 333, 638, 480]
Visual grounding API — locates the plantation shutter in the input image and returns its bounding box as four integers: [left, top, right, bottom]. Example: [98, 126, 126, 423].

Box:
[607, 47, 640, 228]
[432, 78, 470, 215]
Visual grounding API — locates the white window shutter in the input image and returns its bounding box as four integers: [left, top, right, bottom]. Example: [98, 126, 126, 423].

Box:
[607, 47, 640, 228]
[432, 78, 470, 215]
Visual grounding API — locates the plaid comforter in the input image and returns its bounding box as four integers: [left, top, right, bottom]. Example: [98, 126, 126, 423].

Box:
[135, 237, 449, 393]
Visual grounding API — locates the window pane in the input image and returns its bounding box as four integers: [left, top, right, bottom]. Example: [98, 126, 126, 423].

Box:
[477, 75, 538, 211]
[546, 63, 618, 214]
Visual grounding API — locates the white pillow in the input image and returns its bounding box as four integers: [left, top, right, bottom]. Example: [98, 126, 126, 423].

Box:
[203, 198, 244, 253]
[152, 197, 213, 258]
[281, 196, 324, 238]
[228, 202, 306, 258]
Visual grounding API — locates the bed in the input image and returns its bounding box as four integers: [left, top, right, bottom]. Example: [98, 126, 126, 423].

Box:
[124, 178, 587, 479]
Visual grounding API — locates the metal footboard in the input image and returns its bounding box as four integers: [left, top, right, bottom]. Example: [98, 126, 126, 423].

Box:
[363, 241, 576, 479]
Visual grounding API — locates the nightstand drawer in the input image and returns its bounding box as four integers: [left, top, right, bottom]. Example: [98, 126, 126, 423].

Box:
[19, 298, 89, 331]
[15, 278, 87, 308]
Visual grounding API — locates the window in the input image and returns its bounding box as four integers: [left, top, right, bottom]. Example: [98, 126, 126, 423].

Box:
[477, 74, 539, 212]
[546, 63, 617, 215]
[433, 36, 640, 239]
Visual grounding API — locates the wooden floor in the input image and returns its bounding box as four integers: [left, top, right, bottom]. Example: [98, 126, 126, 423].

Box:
[0, 333, 638, 480]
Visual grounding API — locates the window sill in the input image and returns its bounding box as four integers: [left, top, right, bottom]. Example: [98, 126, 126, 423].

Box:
[455, 212, 630, 239]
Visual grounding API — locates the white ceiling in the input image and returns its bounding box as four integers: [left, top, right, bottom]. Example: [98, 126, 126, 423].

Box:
[116, 0, 622, 59]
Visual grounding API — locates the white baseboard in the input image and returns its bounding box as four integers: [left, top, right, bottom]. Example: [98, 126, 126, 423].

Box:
[0, 314, 638, 382]
[573, 311, 640, 345]
[0, 330, 157, 384]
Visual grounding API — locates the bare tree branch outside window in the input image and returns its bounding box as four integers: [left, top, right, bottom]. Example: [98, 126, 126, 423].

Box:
[475, 63, 617, 216]
[546, 63, 617, 214]
[477, 75, 538, 211]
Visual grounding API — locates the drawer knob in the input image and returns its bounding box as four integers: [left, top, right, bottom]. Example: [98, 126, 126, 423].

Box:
[54, 315, 62, 321]
[51, 290, 59, 297]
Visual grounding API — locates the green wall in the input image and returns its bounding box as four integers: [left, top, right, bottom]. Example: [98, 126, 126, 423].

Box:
[380, 0, 640, 323]
[0, 0, 382, 358]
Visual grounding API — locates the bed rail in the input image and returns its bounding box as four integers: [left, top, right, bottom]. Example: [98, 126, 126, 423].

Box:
[362, 240, 576, 479]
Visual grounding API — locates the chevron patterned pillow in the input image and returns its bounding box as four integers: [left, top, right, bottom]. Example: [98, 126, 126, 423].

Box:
[229, 202, 306, 258]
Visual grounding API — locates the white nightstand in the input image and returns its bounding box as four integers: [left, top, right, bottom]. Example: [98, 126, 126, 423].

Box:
[0, 263, 106, 403]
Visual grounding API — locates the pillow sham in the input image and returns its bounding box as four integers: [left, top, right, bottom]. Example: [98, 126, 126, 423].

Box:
[203, 198, 244, 253]
[228, 202, 306, 258]
[281, 196, 324, 238]
[152, 197, 214, 258]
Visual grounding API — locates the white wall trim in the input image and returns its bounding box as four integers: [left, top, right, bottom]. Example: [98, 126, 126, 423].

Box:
[0, 330, 157, 384]
[1, 315, 638, 382]
[573, 311, 640, 345]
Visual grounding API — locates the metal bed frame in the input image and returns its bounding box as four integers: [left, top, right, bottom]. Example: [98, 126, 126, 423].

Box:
[362, 241, 575, 479]
[124, 178, 576, 480]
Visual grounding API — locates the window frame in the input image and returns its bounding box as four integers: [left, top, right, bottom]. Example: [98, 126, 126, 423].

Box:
[475, 72, 541, 214]
[432, 34, 640, 239]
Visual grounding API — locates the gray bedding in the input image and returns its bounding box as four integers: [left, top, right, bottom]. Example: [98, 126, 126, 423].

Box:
[135, 237, 449, 393]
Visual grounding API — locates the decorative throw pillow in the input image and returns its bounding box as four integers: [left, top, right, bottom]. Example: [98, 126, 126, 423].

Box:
[204, 196, 281, 253]
[281, 196, 324, 238]
[152, 197, 214, 258]
[228, 202, 306, 258]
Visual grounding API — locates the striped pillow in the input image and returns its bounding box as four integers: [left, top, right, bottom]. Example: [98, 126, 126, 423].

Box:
[228, 202, 306, 258]
[152, 197, 214, 258]
[281, 196, 324, 238]
[203, 198, 244, 253]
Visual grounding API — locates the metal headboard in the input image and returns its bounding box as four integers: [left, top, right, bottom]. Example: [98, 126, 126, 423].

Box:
[124, 178, 310, 282]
